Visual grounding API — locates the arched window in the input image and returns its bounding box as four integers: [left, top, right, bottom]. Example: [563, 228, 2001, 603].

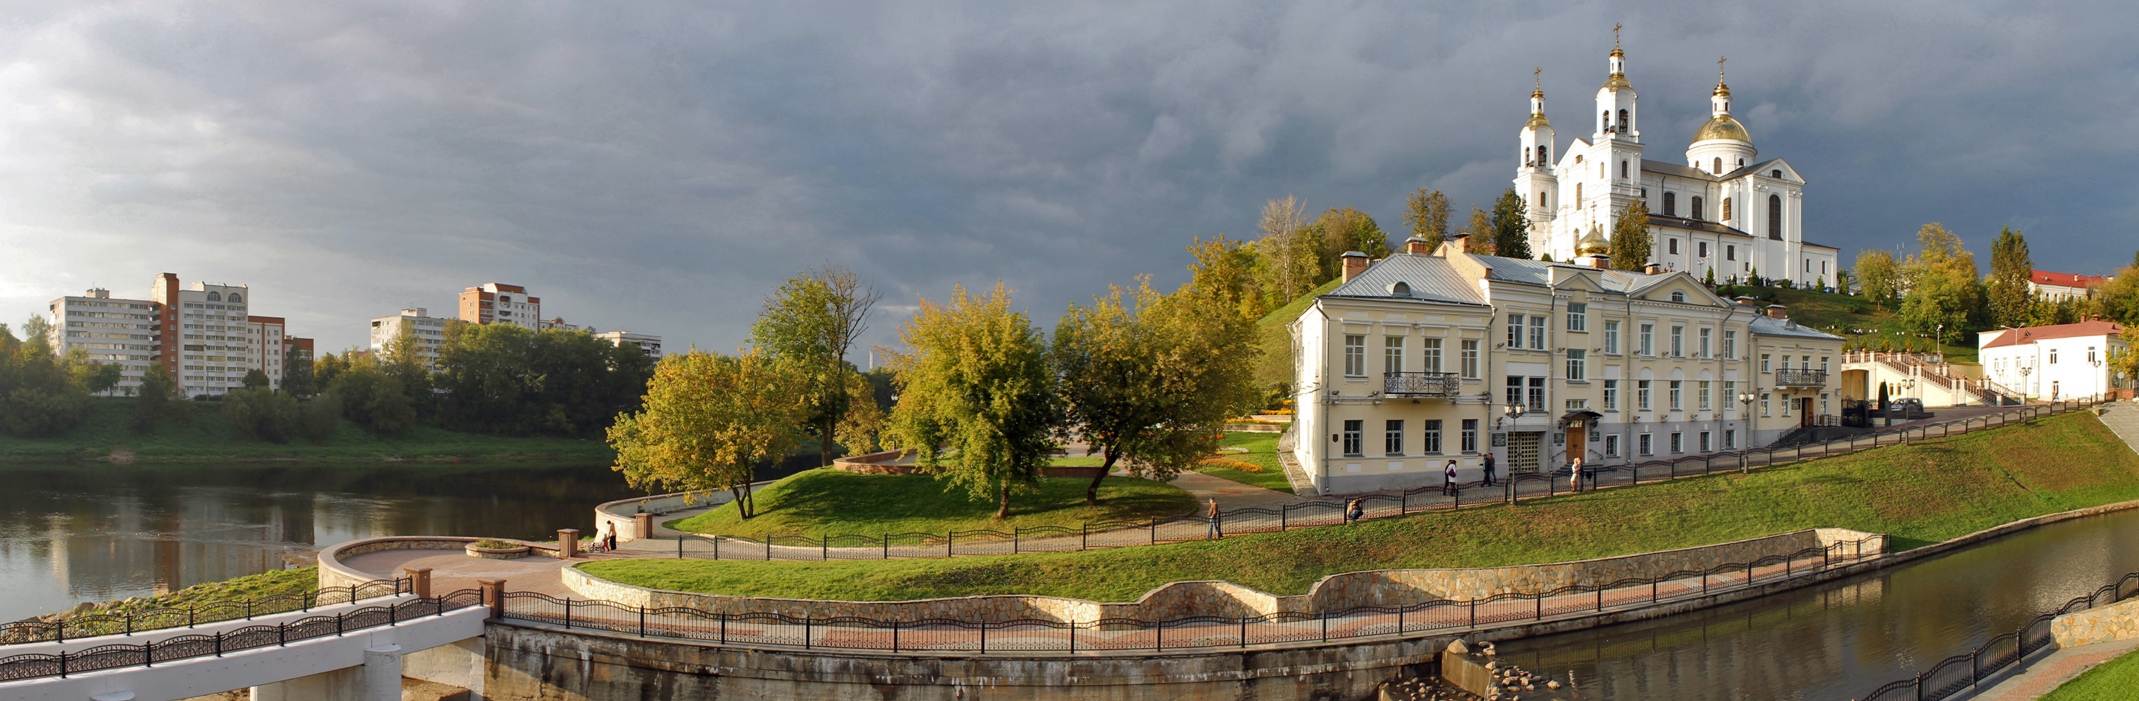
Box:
[1671, 291, 1687, 303]
[1602, 110, 1612, 132]
[1618, 109, 1630, 133]
[1771, 169, 1782, 179]
[1620, 160, 1628, 179]
[1389, 282, 1412, 297]
[500, 295, 512, 304]
[1768, 195, 1783, 240]
[1712, 157, 1722, 174]
[1536, 191, 1545, 208]
[1539, 145, 1549, 164]
[1721, 198, 1732, 221]
[1576, 183, 1583, 205]
[1663, 192, 1676, 216]
[227, 293, 241, 304]
[206, 292, 221, 302]
[1690, 196, 1704, 220]
[1737, 158, 1745, 167]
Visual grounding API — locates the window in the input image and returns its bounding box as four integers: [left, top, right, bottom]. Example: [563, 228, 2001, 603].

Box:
[1506, 375, 1524, 408]
[1699, 328, 1713, 358]
[1385, 420, 1405, 456]
[1605, 434, 1621, 457]
[1761, 353, 1772, 373]
[1691, 196, 1704, 220]
[1669, 238, 1680, 255]
[1664, 192, 1677, 216]
[1637, 380, 1652, 410]
[1385, 336, 1405, 374]
[1508, 315, 1524, 348]
[1725, 429, 1737, 449]
[1768, 195, 1783, 240]
[2050, 348, 2059, 364]
[1344, 335, 1366, 376]
[1604, 321, 1621, 354]
[1576, 182, 1582, 205]
[1821, 356, 1831, 373]
[1698, 241, 1709, 258]
[1342, 420, 1363, 456]
[1620, 160, 1628, 179]
[1639, 324, 1655, 355]
[1461, 419, 1479, 453]
[1566, 399, 1588, 410]
[1762, 393, 1772, 416]
[1722, 331, 1737, 359]
[1423, 338, 1444, 373]
[2089, 346, 2099, 364]
[1781, 393, 1792, 415]
[1712, 157, 1722, 174]
[1771, 169, 1783, 178]
[1670, 326, 1685, 357]
[1566, 349, 1587, 381]
[1423, 420, 1444, 454]
[2053, 380, 2061, 397]
[1671, 432, 1685, 454]
[1699, 431, 1712, 452]
[1671, 291, 1686, 303]
[1721, 197, 1733, 221]
[1527, 377, 1547, 412]
[1723, 381, 1737, 408]
[1669, 380, 1684, 410]
[1639, 433, 1654, 456]
[227, 293, 241, 304]
[1726, 244, 1737, 261]
[206, 291, 221, 302]
[1529, 316, 1546, 350]
[1698, 380, 1712, 410]
[1567, 302, 1587, 332]
[1603, 379, 1619, 410]
[1822, 393, 1831, 415]
[1461, 340, 1480, 378]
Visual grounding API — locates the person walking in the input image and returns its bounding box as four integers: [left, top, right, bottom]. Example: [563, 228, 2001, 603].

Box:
[1568, 456, 1585, 492]
[602, 521, 618, 552]
[1345, 499, 1364, 526]
[1206, 498, 1222, 540]
[1443, 459, 1459, 497]
[1482, 452, 1497, 487]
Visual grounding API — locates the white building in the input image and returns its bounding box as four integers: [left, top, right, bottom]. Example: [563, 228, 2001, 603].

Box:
[1516, 42, 1838, 288]
[1288, 235, 1843, 494]
[48, 288, 160, 395]
[458, 283, 541, 330]
[370, 308, 450, 361]
[594, 330, 663, 359]
[245, 316, 286, 392]
[2028, 270, 2110, 303]
[1979, 320, 2128, 401]
[151, 274, 257, 397]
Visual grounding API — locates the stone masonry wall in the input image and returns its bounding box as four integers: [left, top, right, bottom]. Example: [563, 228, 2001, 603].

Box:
[2053, 597, 2139, 648]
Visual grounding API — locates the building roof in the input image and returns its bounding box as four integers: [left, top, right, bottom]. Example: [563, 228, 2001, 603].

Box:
[1323, 254, 1488, 306]
[1747, 314, 1842, 340]
[2030, 270, 2111, 288]
[1980, 320, 2126, 349]
[1466, 255, 1681, 296]
[1648, 213, 1754, 238]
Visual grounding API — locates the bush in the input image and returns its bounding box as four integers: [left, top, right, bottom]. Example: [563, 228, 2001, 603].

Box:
[0, 388, 90, 437]
[327, 365, 417, 435]
[301, 394, 342, 444]
[223, 388, 299, 443]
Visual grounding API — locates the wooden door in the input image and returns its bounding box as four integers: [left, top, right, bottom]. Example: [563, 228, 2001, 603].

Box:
[1565, 427, 1587, 464]
[1798, 398, 1814, 428]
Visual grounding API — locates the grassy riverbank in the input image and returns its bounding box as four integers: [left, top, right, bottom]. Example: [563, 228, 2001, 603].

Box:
[19, 567, 317, 624]
[0, 398, 614, 464]
[584, 411, 2139, 602]
[668, 469, 1198, 539]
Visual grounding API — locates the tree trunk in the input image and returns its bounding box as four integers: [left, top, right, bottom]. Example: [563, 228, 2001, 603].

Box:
[1086, 449, 1118, 506]
[996, 484, 1011, 520]
[734, 484, 756, 519]
[820, 414, 837, 467]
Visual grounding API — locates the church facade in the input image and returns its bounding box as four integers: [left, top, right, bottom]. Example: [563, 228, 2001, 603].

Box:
[1515, 44, 1838, 289]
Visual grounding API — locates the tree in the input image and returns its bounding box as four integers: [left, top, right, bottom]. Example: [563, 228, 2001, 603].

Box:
[312, 352, 350, 394]
[301, 394, 342, 444]
[1185, 236, 1263, 320]
[1403, 188, 1452, 253]
[224, 388, 299, 442]
[283, 345, 316, 398]
[380, 326, 435, 418]
[1465, 207, 1494, 255]
[1054, 278, 1260, 505]
[884, 282, 1058, 519]
[1854, 250, 1902, 308]
[609, 350, 810, 519]
[2090, 266, 2139, 326]
[0, 320, 90, 438]
[750, 264, 883, 467]
[1609, 200, 1653, 272]
[134, 364, 178, 431]
[327, 360, 417, 435]
[1313, 207, 1389, 272]
[1490, 188, 1531, 259]
[241, 369, 271, 391]
[1251, 195, 1319, 310]
[433, 323, 655, 437]
[1986, 227, 2034, 328]
[1898, 223, 1984, 345]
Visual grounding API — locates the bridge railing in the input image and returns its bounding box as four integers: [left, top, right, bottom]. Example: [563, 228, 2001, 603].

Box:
[500, 537, 1884, 654]
[0, 577, 411, 647]
[1854, 572, 2139, 701]
[0, 588, 482, 684]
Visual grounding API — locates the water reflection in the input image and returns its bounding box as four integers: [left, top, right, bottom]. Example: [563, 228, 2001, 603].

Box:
[0, 462, 638, 622]
[1498, 509, 2139, 700]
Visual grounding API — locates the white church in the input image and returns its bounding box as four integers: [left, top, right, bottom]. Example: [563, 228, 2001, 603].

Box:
[1515, 41, 1839, 289]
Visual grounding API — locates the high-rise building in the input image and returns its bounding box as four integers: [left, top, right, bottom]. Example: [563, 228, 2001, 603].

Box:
[457, 283, 541, 330]
[47, 288, 160, 395]
[370, 308, 449, 361]
[594, 330, 663, 359]
[151, 274, 258, 397]
[245, 316, 286, 391]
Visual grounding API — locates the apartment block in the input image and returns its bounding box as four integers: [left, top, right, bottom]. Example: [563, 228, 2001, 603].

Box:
[245, 316, 286, 391]
[48, 288, 160, 395]
[151, 274, 261, 397]
[594, 330, 663, 359]
[458, 283, 541, 330]
[370, 308, 450, 361]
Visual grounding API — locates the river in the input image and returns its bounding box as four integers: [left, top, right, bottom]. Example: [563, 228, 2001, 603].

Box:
[0, 461, 639, 623]
[1496, 506, 2139, 700]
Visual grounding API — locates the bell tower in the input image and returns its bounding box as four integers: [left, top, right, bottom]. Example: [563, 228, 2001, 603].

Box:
[1515, 68, 1557, 234]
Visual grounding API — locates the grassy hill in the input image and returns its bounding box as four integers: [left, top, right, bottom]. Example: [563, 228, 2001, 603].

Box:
[1254, 279, 1342, 407]
[1719, 285, 1979, 364]
[0, 398, 616, 464]
[668, 468, 1197, 539]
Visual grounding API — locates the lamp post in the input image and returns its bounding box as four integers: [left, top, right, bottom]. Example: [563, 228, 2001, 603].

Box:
[1738, 390, 1757, 473]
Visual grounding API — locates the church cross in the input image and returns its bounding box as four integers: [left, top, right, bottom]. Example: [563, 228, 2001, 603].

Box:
[1718, 56, 1727, 81]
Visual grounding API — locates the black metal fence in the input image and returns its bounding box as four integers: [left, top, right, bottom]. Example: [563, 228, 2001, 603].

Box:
[0, 588, 482, 684]
[666, 399, 2103, 562]
[0, 578, 409, 646]
[1855, 572, 2139, 701]
[509, 536, 1881, 654]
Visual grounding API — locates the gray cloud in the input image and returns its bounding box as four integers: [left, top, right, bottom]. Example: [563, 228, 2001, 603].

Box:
[1, 1, 2134, 354]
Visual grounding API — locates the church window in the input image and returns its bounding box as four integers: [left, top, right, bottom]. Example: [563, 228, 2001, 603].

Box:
[1768, 195, 1783, 240]
[1668, 238, 1679, 255]
[1721, 198, 1732, 221]
[1538, 145, 1549, 165]
[1726, 244, 1736, 261]
[1771, 169, 1782, 179]
[1712, 158, 1722, 174]
[1737, 158, 1745, 167]
[1663, 192, 1676, 216]
[1619, 109, 1630, 133]
[1698, 242, 1709, 258]
[1576, 183, 1582, 205]
[1620, 160, 1628, 179]
[1690, 196, 1704, 220]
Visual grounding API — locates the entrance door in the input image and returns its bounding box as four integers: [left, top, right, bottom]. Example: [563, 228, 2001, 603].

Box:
[1508, 432, 1543, 472]
[1565, 427, 1588, 465]
[1798, 398, 1814, 428]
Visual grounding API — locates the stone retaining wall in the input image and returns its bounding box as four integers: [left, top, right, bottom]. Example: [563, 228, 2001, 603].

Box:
[318, 537, 479, 589]
[2053, 597, 2139, 648]
[564, 527, 1885, 624]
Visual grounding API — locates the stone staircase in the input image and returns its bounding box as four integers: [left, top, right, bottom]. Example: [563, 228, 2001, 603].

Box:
[2099, 402, 2139, 457]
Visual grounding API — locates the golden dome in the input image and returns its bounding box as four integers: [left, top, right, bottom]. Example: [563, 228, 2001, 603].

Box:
[1602, 72, 1632, 91]
[1526, 111, 1551, 130]
[1692, 113, 1751, 144]
[1575, 227, 1610, 256]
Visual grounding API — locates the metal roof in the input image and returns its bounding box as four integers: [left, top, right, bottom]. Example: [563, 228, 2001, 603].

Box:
[1747, 314, 1842, 340]
[1322, 254, 1487, 306]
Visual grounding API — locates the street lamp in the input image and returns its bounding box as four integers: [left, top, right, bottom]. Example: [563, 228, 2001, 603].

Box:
[1738, 390, 1757, 473]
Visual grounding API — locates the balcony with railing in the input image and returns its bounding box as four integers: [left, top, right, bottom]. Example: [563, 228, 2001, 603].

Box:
[1774, 368, 1828, 387]
[1384, 372, 1463, 398]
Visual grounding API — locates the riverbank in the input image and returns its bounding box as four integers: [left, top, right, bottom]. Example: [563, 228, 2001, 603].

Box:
[0, 398, 615, 464]
[583, 410, 2139, 602]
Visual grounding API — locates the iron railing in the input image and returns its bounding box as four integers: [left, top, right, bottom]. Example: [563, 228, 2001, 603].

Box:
[1855, 572, 2139, 701]
[505, 536, 1882, 654]
[0, 578, 409, 647]
[1774, 368, 1828, 386]
[0, 589, 482, 684]
[1383, 372, 1463, 398]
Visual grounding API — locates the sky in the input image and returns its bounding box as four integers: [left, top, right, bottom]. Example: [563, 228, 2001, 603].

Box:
[1, 1, 2134, 356]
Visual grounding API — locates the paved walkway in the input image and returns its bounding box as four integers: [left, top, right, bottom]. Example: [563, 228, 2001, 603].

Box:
[2099, 401, 2139, 457]
[1969, 638, 2139, 700]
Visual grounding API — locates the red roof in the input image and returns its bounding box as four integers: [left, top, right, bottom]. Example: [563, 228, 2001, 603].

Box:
[2030, 270, 2111, 288]
[1981, 320, 2125, 349]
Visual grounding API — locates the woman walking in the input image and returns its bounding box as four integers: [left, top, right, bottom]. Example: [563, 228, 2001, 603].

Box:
[1443, 460, 1459, 497]
[1569, 456, 1585, 492]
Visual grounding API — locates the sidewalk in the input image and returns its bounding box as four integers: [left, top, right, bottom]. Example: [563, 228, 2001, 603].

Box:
[1968, 638, 2139, 700]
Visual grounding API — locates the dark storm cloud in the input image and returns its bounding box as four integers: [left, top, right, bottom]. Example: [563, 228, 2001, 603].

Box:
[0, 1, 2133, 352]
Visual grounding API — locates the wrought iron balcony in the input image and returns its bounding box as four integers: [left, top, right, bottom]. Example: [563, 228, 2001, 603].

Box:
[1774, 369, 1828, 387]
[1384, 372, 1462, 398]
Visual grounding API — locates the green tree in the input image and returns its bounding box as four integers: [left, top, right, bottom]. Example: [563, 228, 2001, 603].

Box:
[134, 364, 178, 431]
[327, 359, 416, 435]
[1854, 249, 1902, 308]
[1986, 227, 2034, 328]
[1054, 277, 1259, 505]
[1899, 223, 1984, 345]
[430, 323, 654, 437]
[241, 369, 271, 391]
[224, 388, 299, 442]
[884, 282, 1059, 519]
[608, 349, 809, 519]
[1185, 235, 1263, 320]
[2091, 266, 2139, 326]
[1490, 188, 1531, 259]
[380, 326, 435, 418]
[1313, 206, 1389, 273]
[1403, 188, 1452, 253]
[283, 345, 316, 398]
[1609, 201, 1653, 272]
[0, 320, 91, 437]
[312, 352, 350, 393]
[750, 264, 883, 466]
[301, 394, 342, 444]
[1465, 207, 1494, 255]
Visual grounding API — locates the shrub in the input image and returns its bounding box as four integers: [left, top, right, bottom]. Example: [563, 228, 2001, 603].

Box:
[0, 388, 90, 437]
[471, 539, 521, 550]
[301, 394, 342, 444]
[1199, 458, 1265, 473]
[224, 388, 299, 443]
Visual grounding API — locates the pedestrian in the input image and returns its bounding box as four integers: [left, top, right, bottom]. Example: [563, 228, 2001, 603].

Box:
[602, 521, 618, 552]
[1569, 456, 1585, 492]
[1482, 451, 1497, 487]
[1443, 459, 1459, 497]
[1345, 498, 1364, 525]
[1206, 498, 1222, 540]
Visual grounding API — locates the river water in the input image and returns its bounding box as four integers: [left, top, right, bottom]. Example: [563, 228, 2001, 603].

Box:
[0, 461, 638, 623]
[1497, 507, 2139, 700]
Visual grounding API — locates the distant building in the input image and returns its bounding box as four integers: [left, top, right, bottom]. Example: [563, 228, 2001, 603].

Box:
[286, 337, 315, 383]
[2028, 270, 2111, 303]
[151, 274, 263, 397]
[595, 330, 663, 359]
[47, 288, 160, 395]
[1979, 320, 2128, 401]
[245, 316, 286, 391]
[539, 317, 585, 332]
[458, 283, 541, 330]
[370, 308, 450, 361]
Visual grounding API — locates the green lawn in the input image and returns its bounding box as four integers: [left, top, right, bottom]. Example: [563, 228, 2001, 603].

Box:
[0, 398, 615, 464]
[585, 411, 2139, 603]
[667, 468, 1198, 539]
[1193, 432, 1296, 492]
[1718, 285, 1979, 365]
[2044, 647, 2139, 700]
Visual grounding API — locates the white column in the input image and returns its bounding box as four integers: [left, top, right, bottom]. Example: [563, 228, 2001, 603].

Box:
[363, 644, 403, 701]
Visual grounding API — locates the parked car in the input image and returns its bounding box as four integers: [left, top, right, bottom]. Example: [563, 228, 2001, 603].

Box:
[1890, 398, 1925, 417]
